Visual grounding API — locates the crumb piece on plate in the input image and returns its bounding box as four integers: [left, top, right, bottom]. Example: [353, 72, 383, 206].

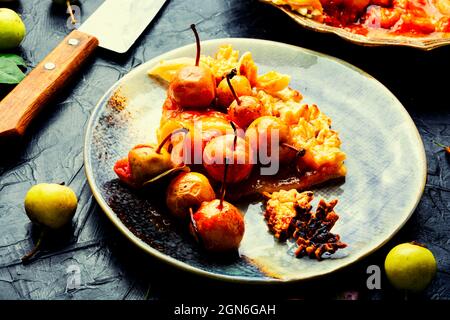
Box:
[108, 90, 127, 111]
[264, 189, 347, 260]
[293, 198, 347, 260]
[264, 189, 314, 240]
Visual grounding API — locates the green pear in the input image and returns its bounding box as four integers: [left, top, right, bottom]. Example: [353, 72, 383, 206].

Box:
[24, 183, 78, 230]
[0, 8, 26, 50]
[385, 242, 437, 293]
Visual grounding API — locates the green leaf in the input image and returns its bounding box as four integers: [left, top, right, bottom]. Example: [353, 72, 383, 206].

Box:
[0, 54, 26, 67]
[0, 58, 26, 84]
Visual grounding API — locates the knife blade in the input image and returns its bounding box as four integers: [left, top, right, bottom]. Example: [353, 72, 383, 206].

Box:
[79, 0, 168, 53]
[0, 0, 167, 140]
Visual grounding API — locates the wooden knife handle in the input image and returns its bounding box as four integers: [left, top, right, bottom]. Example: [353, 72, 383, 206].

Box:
[0, 30, 99, 139]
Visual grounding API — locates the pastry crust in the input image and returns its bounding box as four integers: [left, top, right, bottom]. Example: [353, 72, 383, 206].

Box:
[149, 45, 346, 199]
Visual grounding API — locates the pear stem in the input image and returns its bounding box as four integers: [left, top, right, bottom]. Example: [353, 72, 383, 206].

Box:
[433, 140, 450, 154]
[67, 1, 77, 25]
[261, 191, 272, 199]
[21, 230, 45, 264]
[219, 122, 238, 209]
[433, 140, 446, 148]
[282, 142, 306, 158]
[144, 284, 152, 300]
[226, 69, 240, 105]
[281, 143, 306, 174]
[191, 24, 201, 67]
[219, 162, 228, 210]
[155, 128, 189, 154]
[230, 121, 238, 150]
[142, 166, 190, 187]
[411, 240, 426, 248]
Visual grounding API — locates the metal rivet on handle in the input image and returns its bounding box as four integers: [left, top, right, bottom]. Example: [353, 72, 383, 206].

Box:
[44, 62, 56, 70]
[68, 38, 80, 46]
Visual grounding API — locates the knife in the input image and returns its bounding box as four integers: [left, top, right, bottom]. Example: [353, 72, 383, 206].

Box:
[0, 0, 167, 140]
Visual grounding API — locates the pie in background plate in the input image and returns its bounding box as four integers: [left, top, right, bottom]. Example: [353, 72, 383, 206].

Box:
[263, 0, 450, 49]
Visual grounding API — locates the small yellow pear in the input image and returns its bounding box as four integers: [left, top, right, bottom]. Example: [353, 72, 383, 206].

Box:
[24, 183, 78, 230]
[385, 243, 437, 293]
[0, 8, 26, 50]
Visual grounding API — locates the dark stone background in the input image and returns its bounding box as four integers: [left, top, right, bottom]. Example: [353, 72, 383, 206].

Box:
[0, 0, 449, 300]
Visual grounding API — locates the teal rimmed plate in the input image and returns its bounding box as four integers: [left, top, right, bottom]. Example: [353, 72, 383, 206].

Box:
[84, 39, 426, 283]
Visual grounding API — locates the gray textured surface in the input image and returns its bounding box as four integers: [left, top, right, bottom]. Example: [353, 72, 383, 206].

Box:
[0, 0, 449, 300]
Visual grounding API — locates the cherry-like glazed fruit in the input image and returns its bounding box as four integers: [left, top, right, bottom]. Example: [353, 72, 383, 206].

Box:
[168, 24, 216, 108]
[245, 116, 290, 157]
[175, 115, 235, 165]
[190, 199, 245, 252]
[203, 134, 253, 184]
[114, 128, 189, 188]
[166, 172, 215, 219]
[114, 144, 173, 188]
[228, 95, 263, 129]
[169, 66, 216, 108]
[225, 69, 263, 128]
[217, 75, 252, 107]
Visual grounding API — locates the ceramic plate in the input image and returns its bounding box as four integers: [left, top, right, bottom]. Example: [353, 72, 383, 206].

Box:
[84, 38, 426, 282]
[261, 0, 450, 50]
